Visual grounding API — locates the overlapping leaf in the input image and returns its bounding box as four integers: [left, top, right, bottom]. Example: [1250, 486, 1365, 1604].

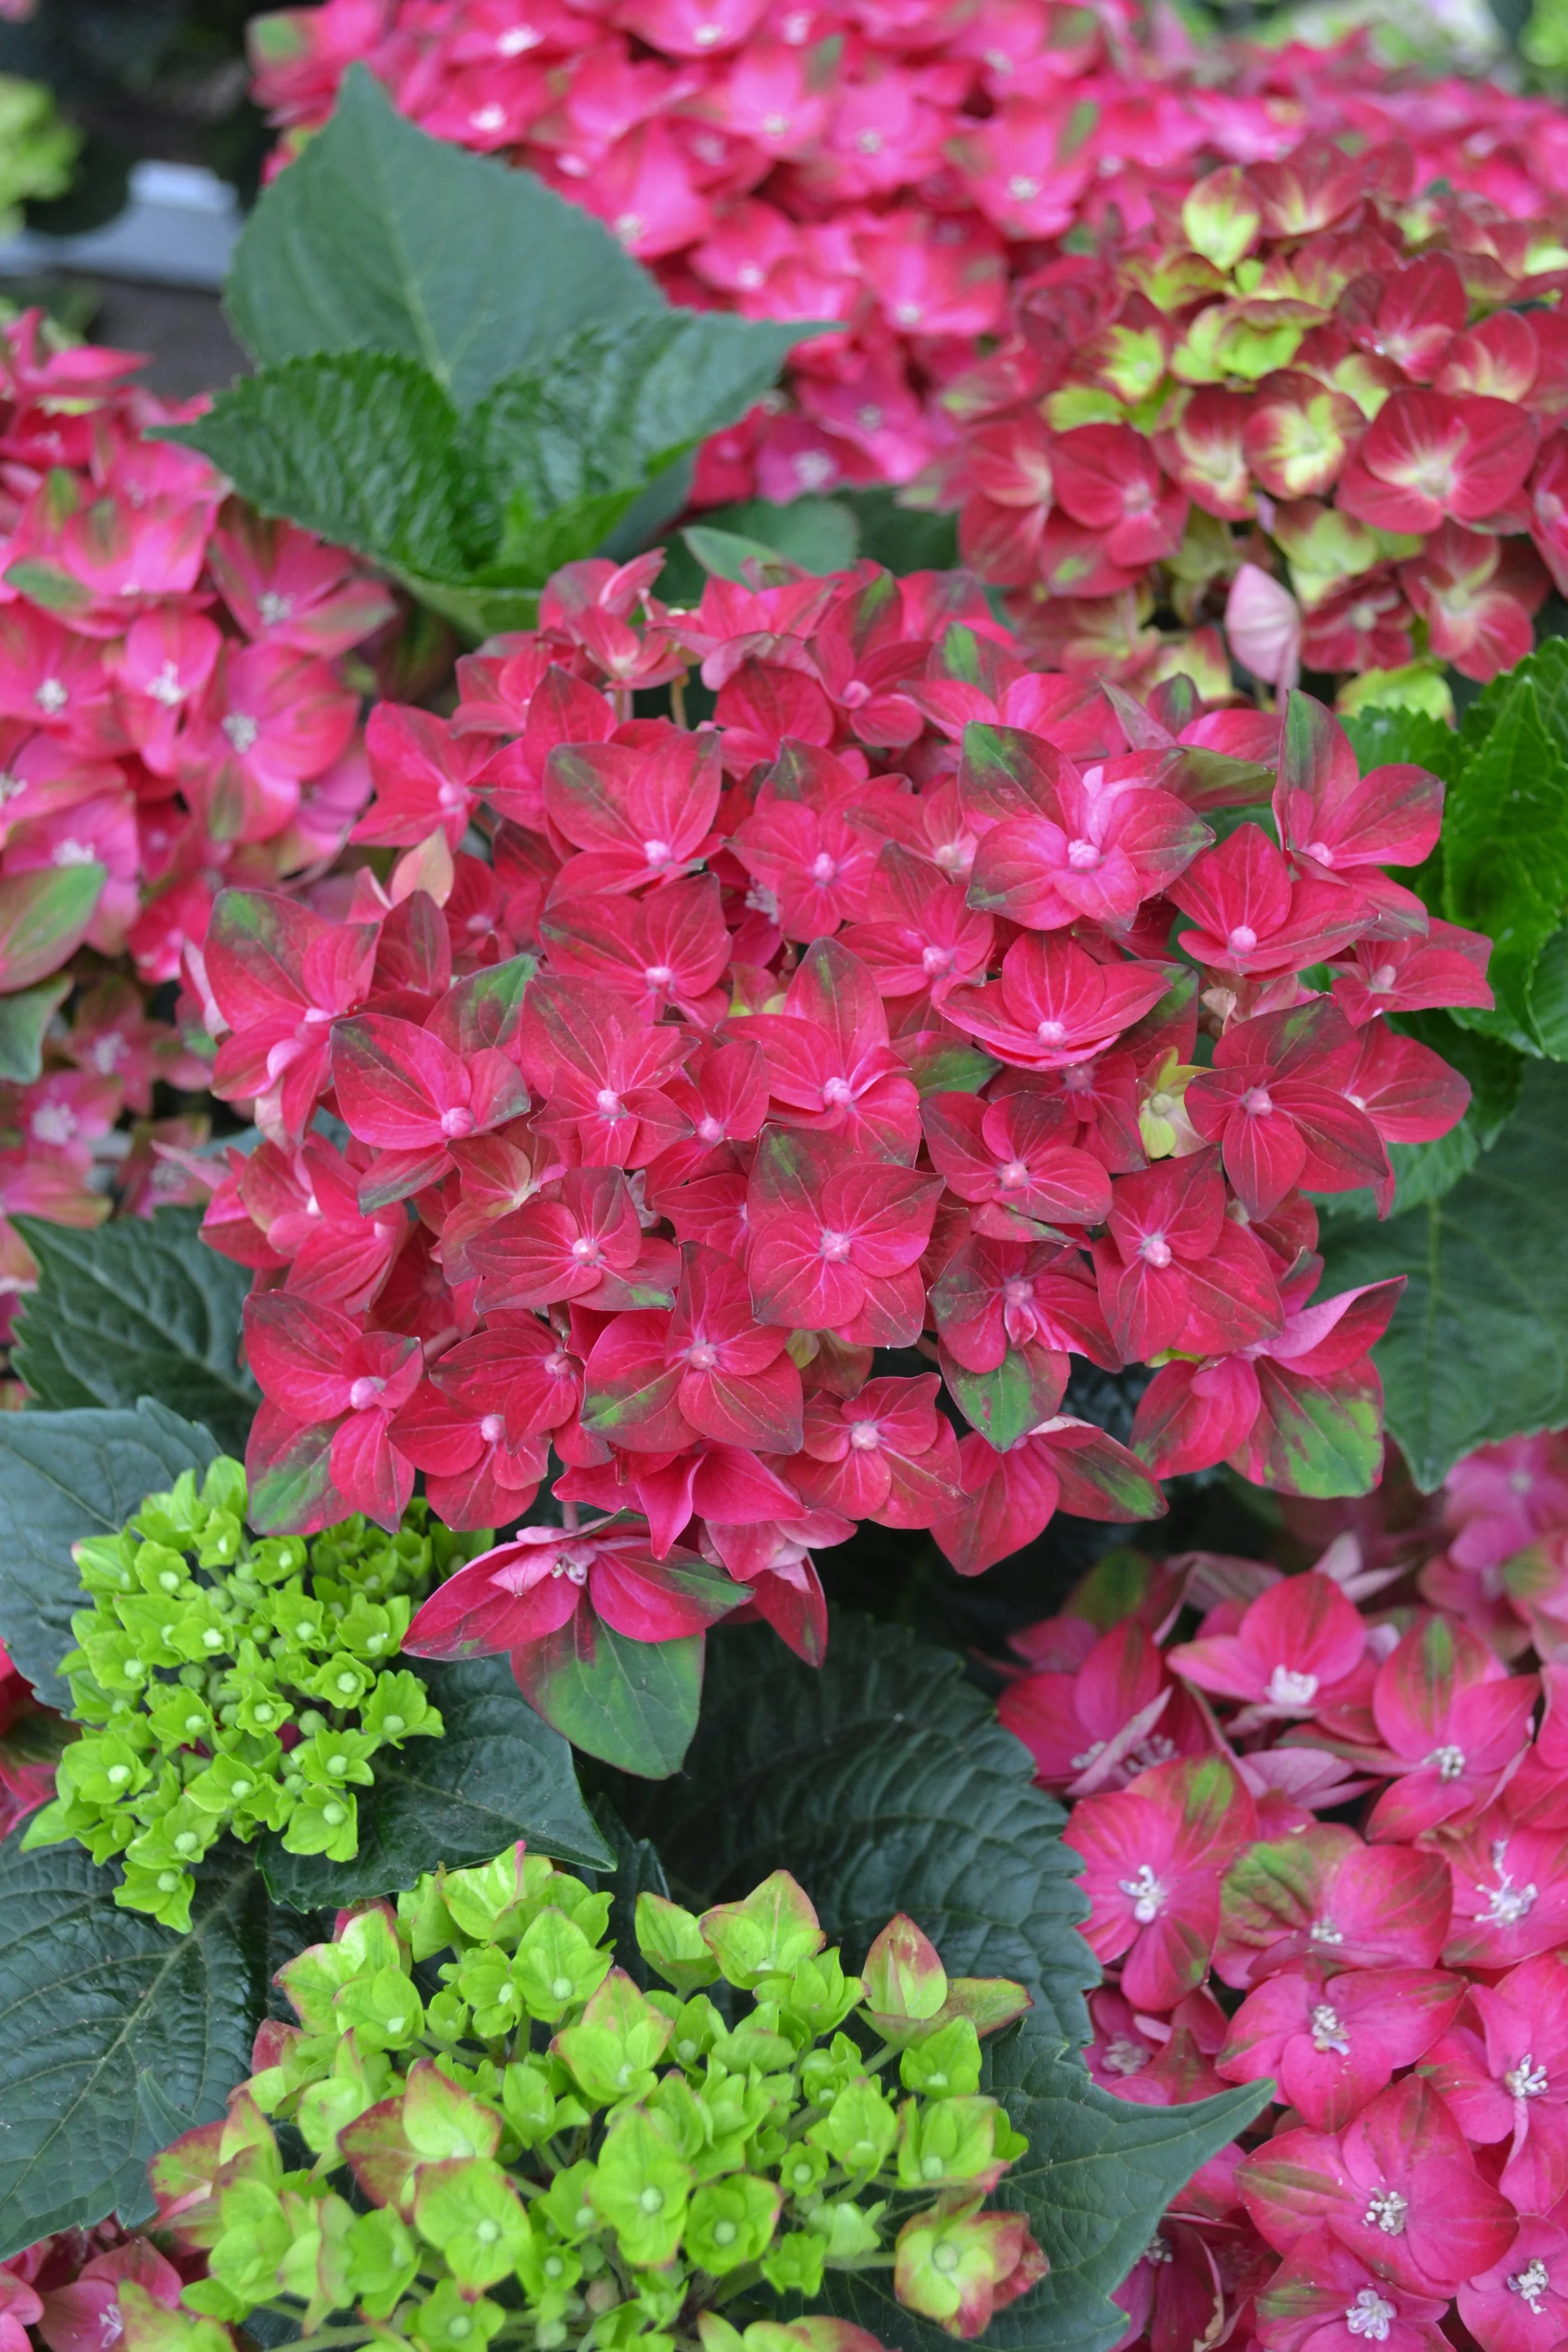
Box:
[166, 68, 810, 622]
[611, 1614, 1098, 2045]
[0, 1836, 270, 2259]
[0, 1401, 216, 1692]
[13, 1207, 256, 1454]
[1322, 1059, 1568, 1486]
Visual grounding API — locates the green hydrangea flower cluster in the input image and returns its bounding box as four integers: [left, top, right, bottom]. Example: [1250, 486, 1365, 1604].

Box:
[21, 1456, 490, 1930]
[137, 1851, 1045, 2352]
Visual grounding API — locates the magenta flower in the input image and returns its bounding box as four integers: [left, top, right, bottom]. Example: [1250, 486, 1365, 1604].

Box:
[1256, 2229, 1449, 2352]
[1216, 1823, 1452, 1990]
[999, 1616, 1207, 1794]
[1443, 1813, 1568, 1969]
[1457, 2222, 1568, 2352]
[405, 1520, 739, 1659]
[1217, 1965, 1464, 2129]
[1063, 1755, 1258, 2011]
[1168, 1569, 1365, 1725]
[1237, 2077, 1517, 2295]
[1366, 1618, 1538, 1841]
[1422, 1952, 1568, 2212]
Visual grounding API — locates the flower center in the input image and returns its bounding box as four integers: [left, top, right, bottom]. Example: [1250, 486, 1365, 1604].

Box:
[479, 1414, 505, 1443]
[1139, 1232, 1173, 1268]
[1227, 924, 1258, 953]
[1344, 2290, 1397, 2342]
[1425, 1742, 1467, 1781]
[1363, 2189, 1408, 2236]
[347, 1376, 384, 1411]
[1118, 1863, 1168, 1924]
[1241, 1086, 1274, 1118]
[819, 1228, 853, 1262]
[1067, 838, 1101, 870]
[1508, 2054, 1550, 2098]
[1310, 2003, 1350, 2055]
[1036, 1018, 1068, 1044]
[1510, 2260, 1552, 2316]
[440, 1106, 474, 1138]
[849, 1421, 882, 1451]
[1103, 2036, 1148, 2075]
[686, 1342, 719, 1372]
[811, 852, 839, 884]
[1267, 1666, 1318, 1707]
[1311, 1914, 1345, 1945]
[34, 677, 68, 713]
[222, 712, 260, 754]
[822, 1076, 854, 1106]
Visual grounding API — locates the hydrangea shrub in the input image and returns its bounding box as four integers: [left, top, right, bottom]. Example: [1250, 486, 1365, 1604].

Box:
[932, 140, 1568, 697]
[135, 1859, 1039, 2350]
[19, 1458, 489, 1927]
[247, 0, 1568, 516]
[992, 1427, 1568, 2352]
[181, 549, 1487, 1761]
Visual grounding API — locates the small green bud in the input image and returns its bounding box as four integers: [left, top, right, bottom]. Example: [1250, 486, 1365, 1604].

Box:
[684, 2173, 781, 2274]
[700, 1871, 824, 1990]
[635, 1892, 719, 1994]
[759, 2228, 827, 2298]
[408, 2279, 506, 2352]
[808, 2077, 898, 2179]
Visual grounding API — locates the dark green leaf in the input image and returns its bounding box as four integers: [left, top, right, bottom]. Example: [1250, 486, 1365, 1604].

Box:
[588, 1797, 670, 1992]
[1529, 926, 1568, 1058]
[1320, 1058, 1568, 1486]
[839, 485, 960, 575]
[1342, 703, 1468, 782]
[0, 1401, 216, 1693]
[225, 65, 661, 409]
[819, 2022, 1268, 2352]
[684, 495, 863, 584]
[161, 354, 473, 584]
[1459, 631, 1568, 754]
[1442, 676, 1568, 1046]
[0, 976, 70, 1082]
[609, 1615, 1096, 2045]
[512, 1616, 704, 1779]
[257, 1655, 612, 1907]
[0, 1835, 272, 2259]
[473, 314, 808, 585]
[13, 1208, 257, 1455]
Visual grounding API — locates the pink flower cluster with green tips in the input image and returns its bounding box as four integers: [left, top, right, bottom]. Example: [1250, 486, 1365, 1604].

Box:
[246, 0, 1568, 526]
[173, 549, 1489, 1754]
[933, 140, 1568, 698]
[1004, 1428, 1568, 2352]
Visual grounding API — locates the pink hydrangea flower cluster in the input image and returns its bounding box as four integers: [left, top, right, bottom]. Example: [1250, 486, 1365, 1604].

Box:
[186, 548, 1485, 1692]
[1, 2220, 196, 2352]
[931, 139, 1568, 692]
[248, 0, 1568, 513]
[0, 312, 395, 1303]
[1000, 1429, 1568, 2352]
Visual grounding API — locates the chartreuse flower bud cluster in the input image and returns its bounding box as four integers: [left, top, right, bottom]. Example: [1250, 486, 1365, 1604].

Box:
[22, 1456, 492, 1929]
[131, 1851, 1045, 2352]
